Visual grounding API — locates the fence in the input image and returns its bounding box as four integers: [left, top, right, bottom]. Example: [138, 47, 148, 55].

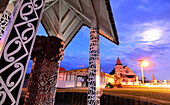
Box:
[19, 91, 159, 105]
[54, 92, 159, 105]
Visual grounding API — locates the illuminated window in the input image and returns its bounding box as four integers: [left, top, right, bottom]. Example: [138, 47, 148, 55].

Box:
[67, 74, 70, 81]
[71, 75, 74, 81]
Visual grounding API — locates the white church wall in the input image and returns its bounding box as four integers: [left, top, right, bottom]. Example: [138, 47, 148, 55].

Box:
[67, 73, 70, 81]
[56, 80, 66, 88]
[57, 80, 76, 88]
[100, 82, 105, 88]
[71, 74, 74, 81]
[65, 81, 75, 87]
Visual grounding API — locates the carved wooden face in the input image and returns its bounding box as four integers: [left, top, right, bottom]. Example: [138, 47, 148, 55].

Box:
[31, 36, 65, 61]
[46, 36, 65, 61]
[31, 36, 47, 59]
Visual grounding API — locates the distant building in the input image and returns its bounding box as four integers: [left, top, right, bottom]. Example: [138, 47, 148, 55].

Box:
[57, 68, 117, 88]
[109, 57, 139, 83]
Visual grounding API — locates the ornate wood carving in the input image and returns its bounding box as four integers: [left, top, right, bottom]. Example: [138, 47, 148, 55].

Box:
[24, 36, 65, 105]
[0, 10, 11, 39]
[0, 0, 45, 104]
[87, 26, 100, 105]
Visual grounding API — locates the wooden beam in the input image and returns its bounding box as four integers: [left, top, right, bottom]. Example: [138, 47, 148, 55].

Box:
[63, 0, 82, 21]
[77, 0, 83, 12]
[89, 0, 97, 27]
[63, 0, 90, 23]
[59, 0, 62, 36]
[44, 0, 59, 11]
[103, 0, 116, 41]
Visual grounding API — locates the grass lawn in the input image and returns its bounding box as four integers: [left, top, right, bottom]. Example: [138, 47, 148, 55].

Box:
[102, 88, 170, 104]
[55, 86, 170, 105]
[22, 86, 170, 105]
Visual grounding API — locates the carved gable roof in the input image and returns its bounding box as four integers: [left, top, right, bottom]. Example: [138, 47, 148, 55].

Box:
[41, 0, 119, 47]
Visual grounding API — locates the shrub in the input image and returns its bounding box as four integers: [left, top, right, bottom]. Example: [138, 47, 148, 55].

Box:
[114, 83, 123, 88]
[105, 82, 114, 88]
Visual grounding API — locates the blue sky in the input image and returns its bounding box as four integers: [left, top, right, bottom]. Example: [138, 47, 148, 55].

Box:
[27, 0, 170, 80]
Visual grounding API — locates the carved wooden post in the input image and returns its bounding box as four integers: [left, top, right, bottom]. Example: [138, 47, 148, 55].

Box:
[0, 0, 45, 104]
[24, 36, 65, 105]
[0, 10, 11, 39]
[87, 26, 100, 105]
[0, 4, 14, 39]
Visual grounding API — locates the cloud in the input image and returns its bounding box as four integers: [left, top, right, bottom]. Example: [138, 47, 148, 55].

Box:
[140, 29, 162, 41]
[124, 48, 156, 60]
[79, 26, 90, 38]
[100, 36, 112, 46]
[108, 19, 170, 79]
[59, 0, 170, 80]
[60, 50, 89, 70]
[118, 20, 170, 48]
[137, 5, 151, 11]
[140, 0, 150, 4]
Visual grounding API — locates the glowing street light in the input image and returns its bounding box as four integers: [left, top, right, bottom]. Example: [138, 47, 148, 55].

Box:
[138, 60, 149, 85]
[142, 60, 149, 67]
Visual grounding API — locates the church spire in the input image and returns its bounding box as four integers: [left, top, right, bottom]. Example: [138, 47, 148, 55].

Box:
[116, 57, 122, 65]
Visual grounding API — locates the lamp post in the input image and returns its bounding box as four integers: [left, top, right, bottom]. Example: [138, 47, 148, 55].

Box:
[138, 60, 149, 85]
[140, 61, 144, 85]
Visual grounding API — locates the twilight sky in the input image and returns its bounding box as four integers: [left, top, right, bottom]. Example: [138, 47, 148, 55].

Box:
[27, 0, 170, 80]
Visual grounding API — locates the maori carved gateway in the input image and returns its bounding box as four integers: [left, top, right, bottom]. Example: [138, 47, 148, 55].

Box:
[40, 0, 119, 104]
[24, 36, 64, 105]
[0, 0, 119, 105]
[0, 0, 45, 104]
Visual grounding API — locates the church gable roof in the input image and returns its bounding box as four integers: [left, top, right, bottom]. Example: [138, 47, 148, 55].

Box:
[116, 57, 122, 65]
[109, 69, 115, 75]
[123, 65, 128, 68]
[125, 66, 137, 75]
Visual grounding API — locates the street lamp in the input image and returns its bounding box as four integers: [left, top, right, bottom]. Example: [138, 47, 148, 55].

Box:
[138, 60, 149, 85]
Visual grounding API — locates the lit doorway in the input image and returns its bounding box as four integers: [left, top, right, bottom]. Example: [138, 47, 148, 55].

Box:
[76, 76, 88, 87]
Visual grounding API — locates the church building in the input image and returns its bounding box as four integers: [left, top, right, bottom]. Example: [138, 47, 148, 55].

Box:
[110, 57, 139, 83]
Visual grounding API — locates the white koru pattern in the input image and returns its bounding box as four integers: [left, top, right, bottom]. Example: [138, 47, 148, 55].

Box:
[0, 0, 45, 104]
[0, 10, 11, 39]
[87, 27, 100, 105]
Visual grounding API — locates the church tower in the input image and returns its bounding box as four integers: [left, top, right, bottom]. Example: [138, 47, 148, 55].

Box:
[115, 57, 123, 77]
[110, 57, 138, 82]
